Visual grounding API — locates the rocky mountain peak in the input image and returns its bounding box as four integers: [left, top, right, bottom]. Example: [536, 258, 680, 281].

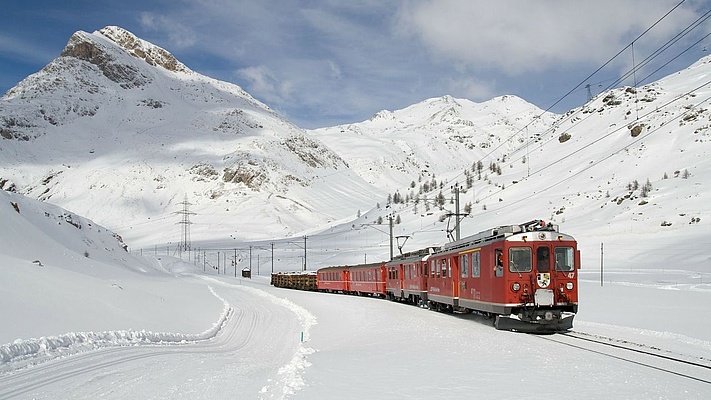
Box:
[97, 26, 191, 74]
[58, 26, 190, 88]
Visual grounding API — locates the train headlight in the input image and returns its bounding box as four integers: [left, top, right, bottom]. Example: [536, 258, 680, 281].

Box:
[566, 282, 574, 290]
[512, 282, 521, 292]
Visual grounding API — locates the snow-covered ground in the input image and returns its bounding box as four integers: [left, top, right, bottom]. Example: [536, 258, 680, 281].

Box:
[3, 269, 709, 399]
[1, 188, 710, 399]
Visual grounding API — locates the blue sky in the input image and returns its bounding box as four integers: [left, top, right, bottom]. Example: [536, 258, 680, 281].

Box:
[1, 1, 710, 128]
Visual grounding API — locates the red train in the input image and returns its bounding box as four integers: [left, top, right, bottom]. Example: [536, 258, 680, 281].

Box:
[272, 220, 580, 333]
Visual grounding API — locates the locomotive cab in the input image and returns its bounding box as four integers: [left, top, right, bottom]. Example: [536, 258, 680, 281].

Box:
[495, 225, 579, 332]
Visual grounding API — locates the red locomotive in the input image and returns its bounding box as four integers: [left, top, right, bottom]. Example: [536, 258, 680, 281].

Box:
[272, 219, 580, 333]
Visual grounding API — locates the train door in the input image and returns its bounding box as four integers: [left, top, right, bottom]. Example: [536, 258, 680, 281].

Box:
[397, 263, 404, 297]
[459, 250, 482, 302]
[451, 255, 460, 299]
[488, 247, 505, 304]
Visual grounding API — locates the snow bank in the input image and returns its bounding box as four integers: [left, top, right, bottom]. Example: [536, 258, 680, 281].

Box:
[0, 286, 232, 370]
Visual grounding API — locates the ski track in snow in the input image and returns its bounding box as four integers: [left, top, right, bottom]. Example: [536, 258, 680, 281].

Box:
[0, 277, 318, 400]
[197, 276, 319, 399]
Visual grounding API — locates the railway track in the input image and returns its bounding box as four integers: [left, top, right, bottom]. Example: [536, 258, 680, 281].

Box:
[538, 330, 711, 385]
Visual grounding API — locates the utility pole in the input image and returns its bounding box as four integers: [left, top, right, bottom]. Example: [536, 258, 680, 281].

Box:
[449, 184, 467, 241]
[271, 242, 274, 274]
[303, 236, 307, 271]
[389, 214, 394, 261]
[454, 184, 461, 241]
[600, 242, 604, 287]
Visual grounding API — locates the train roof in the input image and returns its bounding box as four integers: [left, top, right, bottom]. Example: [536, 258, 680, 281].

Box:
[387, 246, 440, 264]
[440, 219, 572, 253]
[317, 262, 385, 271]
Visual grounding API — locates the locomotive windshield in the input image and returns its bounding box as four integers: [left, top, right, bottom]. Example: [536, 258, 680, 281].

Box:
[554, 247, 575, 271]
[508, 247, 532, 272]
[536, 247, 551, 272]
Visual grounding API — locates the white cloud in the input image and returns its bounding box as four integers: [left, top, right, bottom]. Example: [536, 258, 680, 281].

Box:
[139, 12, 197, 49]
[444, 76, 496, 101]
[236, 65, 293, 105]
[397, 0, 703, 76]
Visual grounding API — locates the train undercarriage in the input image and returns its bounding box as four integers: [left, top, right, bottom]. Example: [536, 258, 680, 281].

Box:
[494, 310, 575, 333]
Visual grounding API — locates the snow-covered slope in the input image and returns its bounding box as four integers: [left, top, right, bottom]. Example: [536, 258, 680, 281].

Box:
[0, 189, 224, 344]
[310, 94, 557, 191]
[0, 26, 377, 245]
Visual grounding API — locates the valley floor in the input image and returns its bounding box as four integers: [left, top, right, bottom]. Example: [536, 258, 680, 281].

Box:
[1, 258, 710, 399]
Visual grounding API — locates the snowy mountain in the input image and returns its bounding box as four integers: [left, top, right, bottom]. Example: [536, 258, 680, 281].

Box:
[0, 26, 377, 245]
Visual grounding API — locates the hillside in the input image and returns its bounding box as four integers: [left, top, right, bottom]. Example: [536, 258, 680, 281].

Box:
[0, 189, 224, 343]
[309, 56, 711, 271]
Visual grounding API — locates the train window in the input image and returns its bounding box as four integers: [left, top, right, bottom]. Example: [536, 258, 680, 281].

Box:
[461, 254, 469, 278]
[442, 259, 448, 278]
[536, 247, 551, 273]
[509, 247, 532, 273]
[472, 251, 480, 277]
[436, 260, 441, 278]
[554, 247, 575, 271]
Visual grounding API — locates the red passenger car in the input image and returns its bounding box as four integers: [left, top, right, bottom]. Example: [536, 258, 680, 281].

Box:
[317, 266, 349, 293]
[347, 262, 387, 297]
